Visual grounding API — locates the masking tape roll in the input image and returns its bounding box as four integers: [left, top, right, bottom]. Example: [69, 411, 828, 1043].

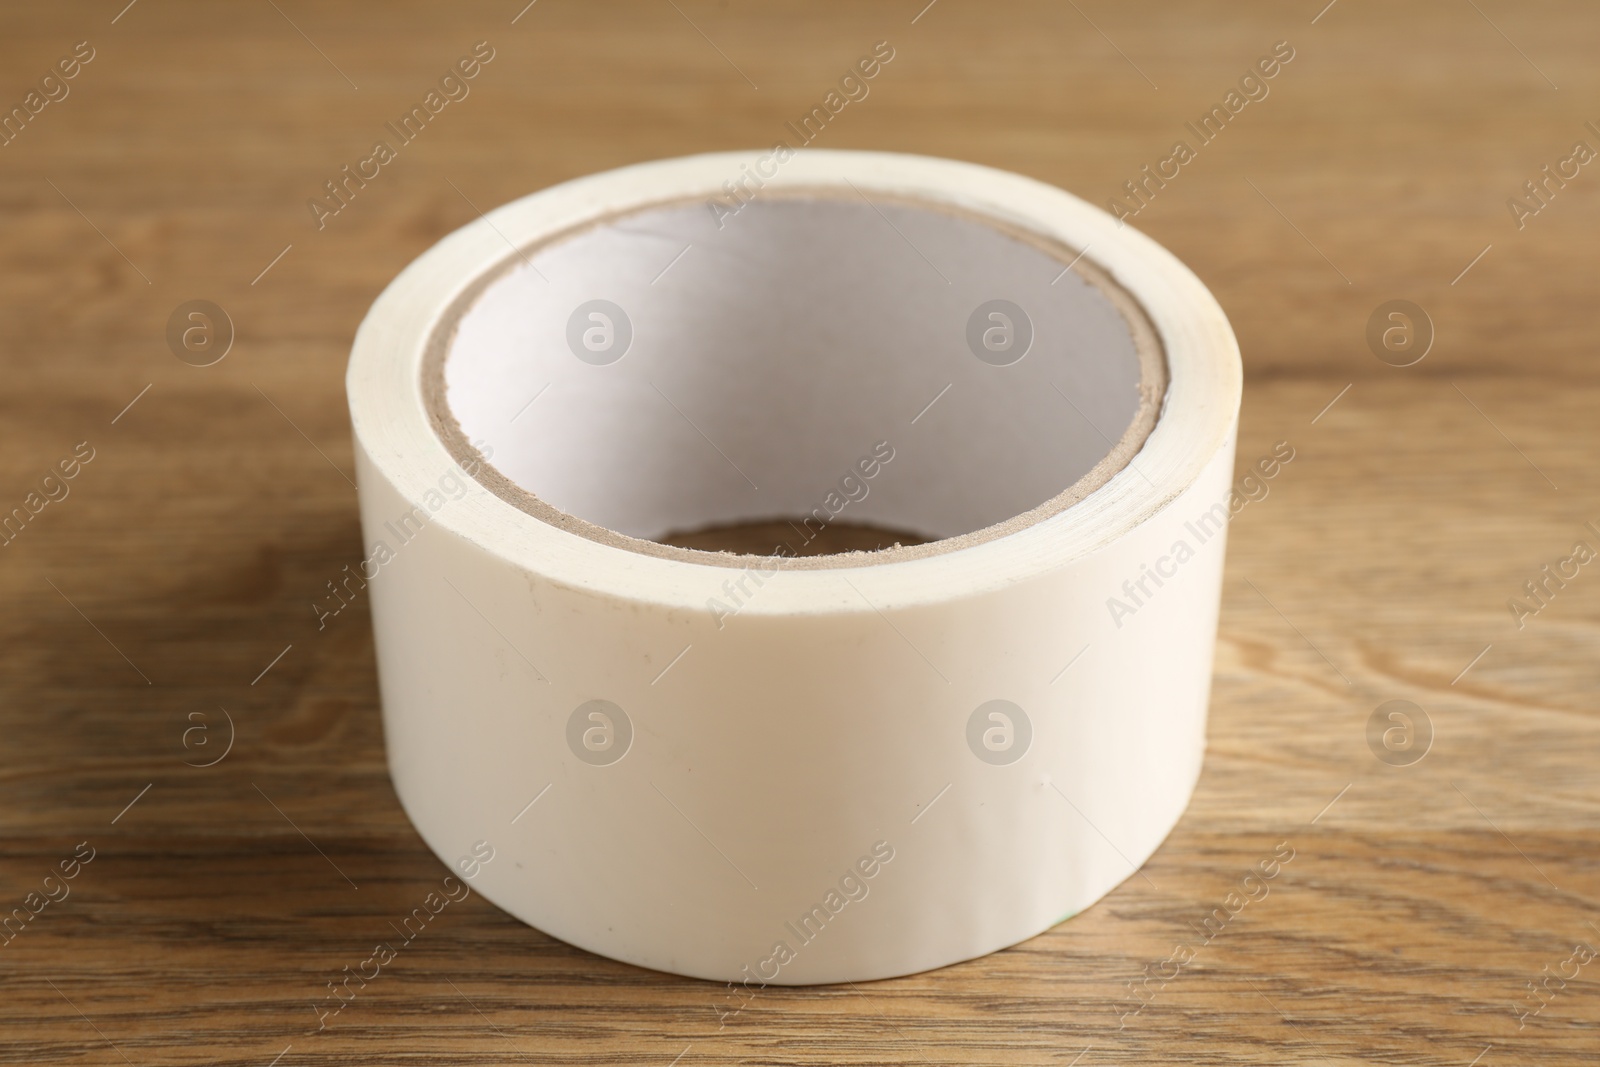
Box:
[347, 150, 1240, 985]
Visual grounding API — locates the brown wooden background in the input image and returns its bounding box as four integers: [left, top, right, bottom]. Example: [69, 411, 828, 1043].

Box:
[2, 1, 1597, 1063]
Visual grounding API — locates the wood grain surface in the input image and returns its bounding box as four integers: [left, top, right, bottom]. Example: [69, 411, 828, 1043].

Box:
[3, 1, 1598, 1064]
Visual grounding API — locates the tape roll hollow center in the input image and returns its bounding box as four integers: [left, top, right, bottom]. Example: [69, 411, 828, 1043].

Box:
[428, 190, 1167, 568]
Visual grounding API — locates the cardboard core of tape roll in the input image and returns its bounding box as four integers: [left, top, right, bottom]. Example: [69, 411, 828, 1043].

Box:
[424, 190, 1167, 568]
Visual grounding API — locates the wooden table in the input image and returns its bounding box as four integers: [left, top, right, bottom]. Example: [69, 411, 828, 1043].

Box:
[3, 1, 1596, 1063]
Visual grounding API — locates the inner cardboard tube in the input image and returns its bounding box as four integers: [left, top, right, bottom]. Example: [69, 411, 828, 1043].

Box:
[428, 189, 1165, 568]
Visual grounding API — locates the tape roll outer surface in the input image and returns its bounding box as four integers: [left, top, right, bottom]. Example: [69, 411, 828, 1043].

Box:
[347, 151, 1241, 985]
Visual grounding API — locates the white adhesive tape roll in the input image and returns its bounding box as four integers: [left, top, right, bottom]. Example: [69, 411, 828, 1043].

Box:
[347, 150, 1240, 985]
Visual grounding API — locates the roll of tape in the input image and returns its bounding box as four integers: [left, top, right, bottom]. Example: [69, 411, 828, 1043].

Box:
[347, 150, 1240, 985]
